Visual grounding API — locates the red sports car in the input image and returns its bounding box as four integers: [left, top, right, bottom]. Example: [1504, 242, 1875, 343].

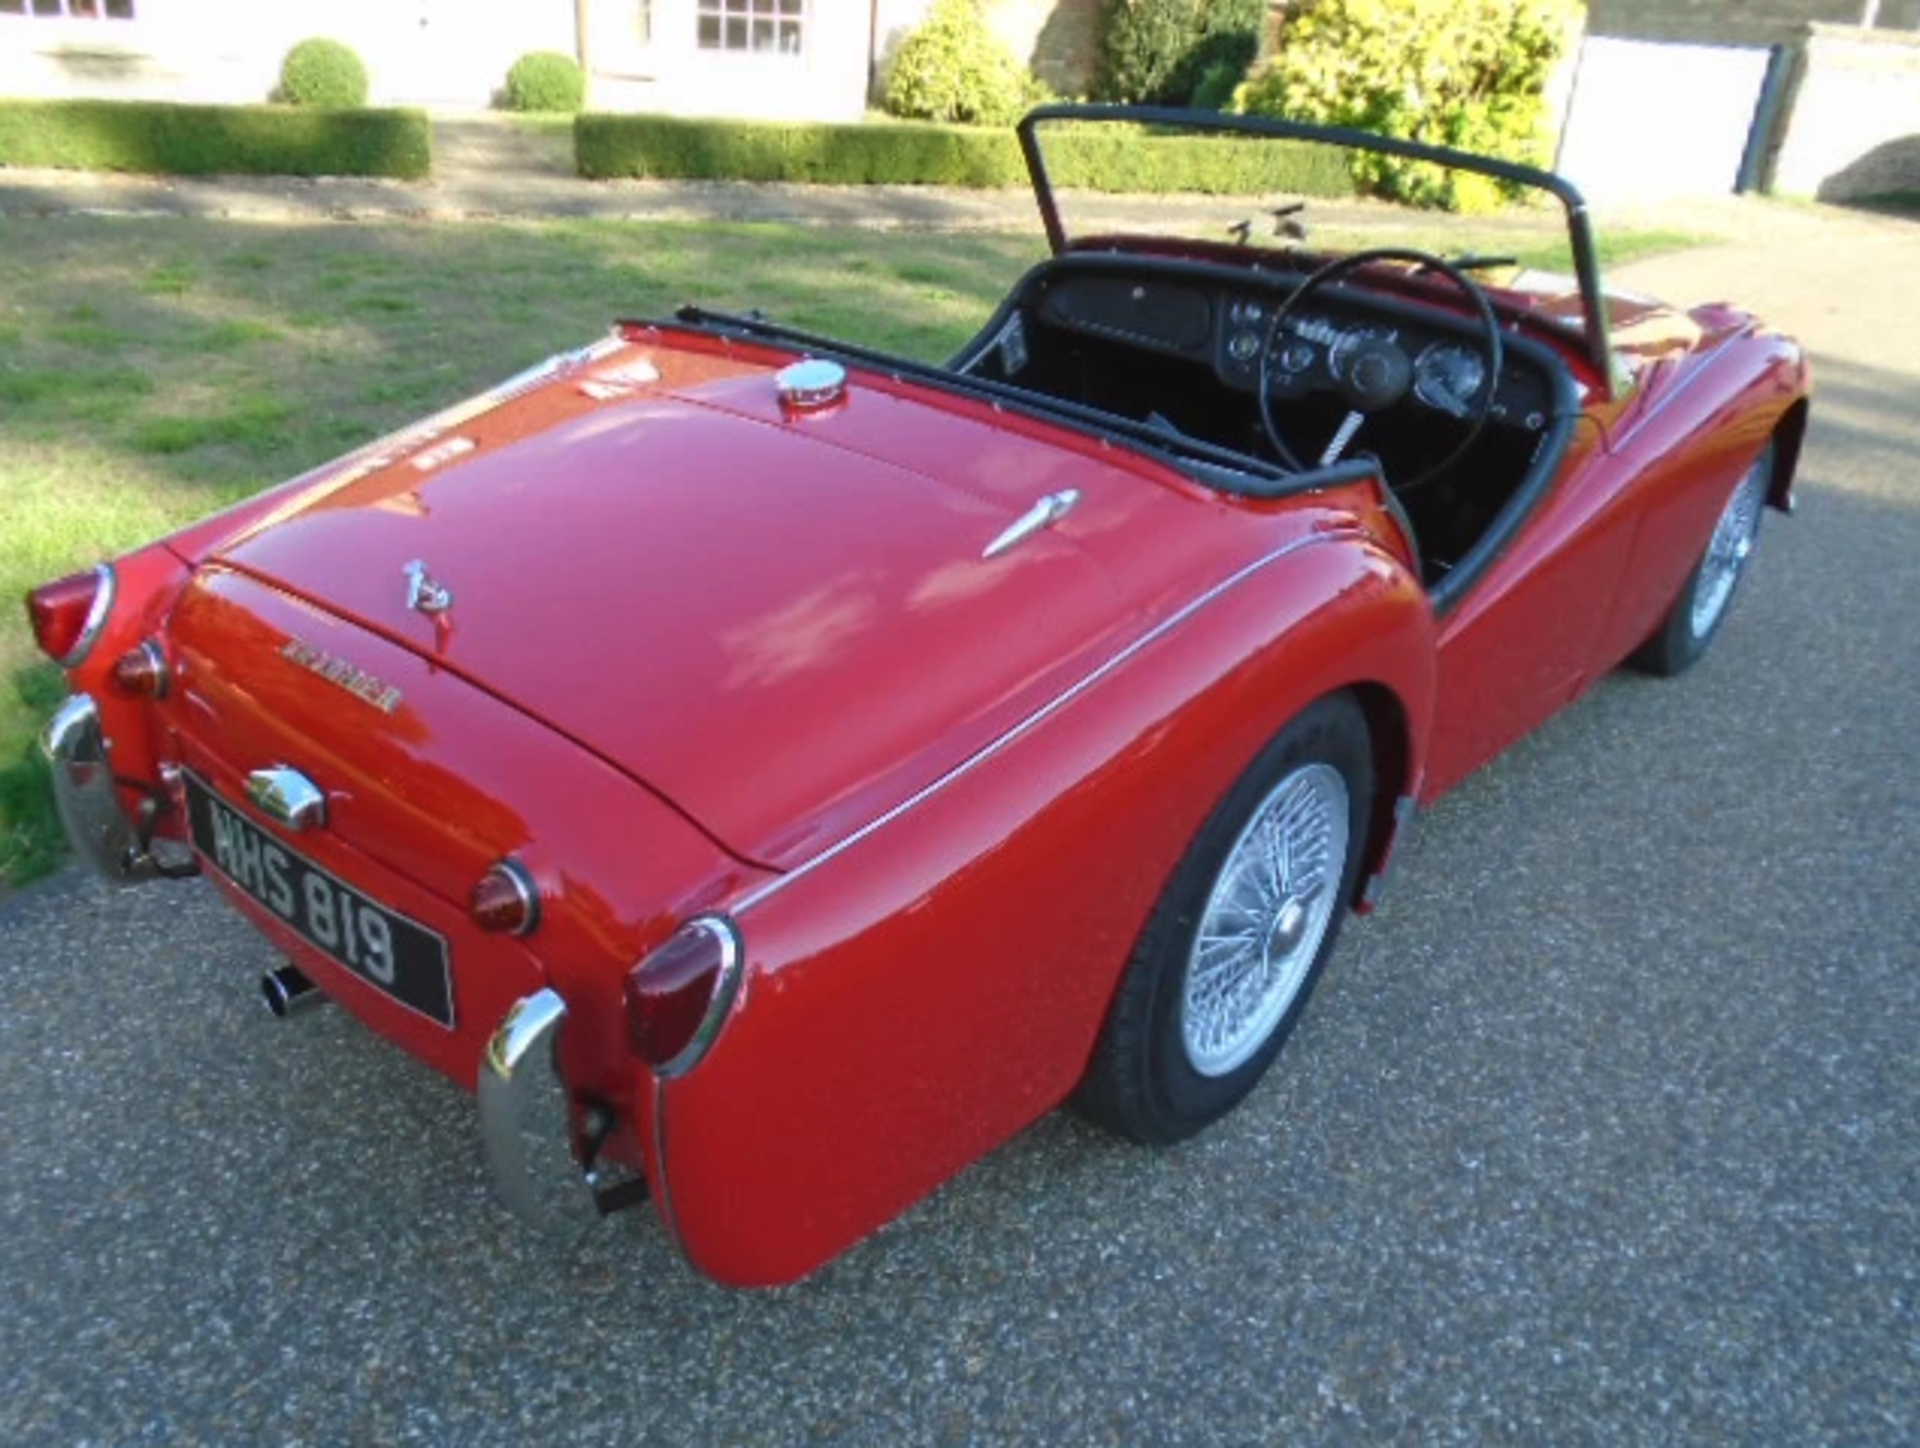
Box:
[27, 108, 1809, 1286]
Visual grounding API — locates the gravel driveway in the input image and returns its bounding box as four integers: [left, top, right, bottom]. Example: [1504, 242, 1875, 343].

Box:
[2, 200, 1916, 1447]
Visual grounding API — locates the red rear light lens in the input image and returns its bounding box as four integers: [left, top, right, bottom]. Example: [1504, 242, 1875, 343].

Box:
[624, 916, 743, 1077]
[26, 564, 115, 667]
[470, 859, 540, 936]
[110, 639, 171, 700]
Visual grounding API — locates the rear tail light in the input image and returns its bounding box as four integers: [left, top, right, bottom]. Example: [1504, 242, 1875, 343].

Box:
[110, 639, 171, 700]
[623, 916, 743, 1078]
[470, 858, 540, 936]
[25, 564, 115, 667]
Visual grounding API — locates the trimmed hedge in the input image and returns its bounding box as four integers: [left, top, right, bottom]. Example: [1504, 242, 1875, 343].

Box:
[575, 113, 1352, 198]
[504, 51, 586, 114]
[0, 99, 431, 179]
[279, 37, 371, 108]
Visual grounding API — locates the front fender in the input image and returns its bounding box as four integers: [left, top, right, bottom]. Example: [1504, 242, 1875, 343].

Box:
[658, 521, 1436, 1286]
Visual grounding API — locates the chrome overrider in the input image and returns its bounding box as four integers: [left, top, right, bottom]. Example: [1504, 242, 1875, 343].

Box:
[40, 693, 195, 884]
[479, 988, 608, 1236]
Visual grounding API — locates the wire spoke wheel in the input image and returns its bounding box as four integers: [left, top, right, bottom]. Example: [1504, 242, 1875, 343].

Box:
[1180, 762, 1349, 1078]
[1690, 458, 1768, 641]
[1631, 441, 1775, 678]
[1073, 692, 1371, 1145]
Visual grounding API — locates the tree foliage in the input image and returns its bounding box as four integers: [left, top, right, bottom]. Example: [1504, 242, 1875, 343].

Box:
[1096, 0, 1265, 106]
[1236, 0, 1583, 210]
[882, 0, 1048, 129]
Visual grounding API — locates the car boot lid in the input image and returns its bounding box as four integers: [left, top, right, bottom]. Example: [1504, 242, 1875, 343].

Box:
[206, 332, 1268, 870]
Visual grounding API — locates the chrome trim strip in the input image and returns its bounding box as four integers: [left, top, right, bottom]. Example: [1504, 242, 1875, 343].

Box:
[735, 529, 1351, 916]
[982, 488, 1082, 560]
[651, 915, 746, 1080]
[496, 857, 542, 938]
[125, 638, 171, 700]
[40, 693, 153, 884]
[1607, 332, 1746, 454]
[478, 988, 602, 1237]
[651, 1073, 692, 1262]
[244, 766, 327, 833]
[58, 563, 117, 669]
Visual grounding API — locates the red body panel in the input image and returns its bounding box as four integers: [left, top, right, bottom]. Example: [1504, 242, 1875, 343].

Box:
[41, 245, 1809, 1284]
[1422, 313, 1808, 799]
[665, 514, 1434, 1284]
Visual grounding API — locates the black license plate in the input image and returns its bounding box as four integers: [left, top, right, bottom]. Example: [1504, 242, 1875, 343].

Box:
[185, 773, 455, 1028]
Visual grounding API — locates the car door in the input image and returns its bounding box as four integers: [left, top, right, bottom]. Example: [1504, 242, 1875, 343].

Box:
[1420, 417, 1644, 800]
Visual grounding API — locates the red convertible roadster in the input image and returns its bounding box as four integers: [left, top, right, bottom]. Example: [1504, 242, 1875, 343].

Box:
[28, 108, 1809, 1285]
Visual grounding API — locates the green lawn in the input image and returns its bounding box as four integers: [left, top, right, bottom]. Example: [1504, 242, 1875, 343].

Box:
[0, 212, 1700, 889]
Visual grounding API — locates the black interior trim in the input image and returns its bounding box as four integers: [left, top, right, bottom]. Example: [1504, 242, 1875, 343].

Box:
[658, 305, 1349, 502]
[1014, 103, 1618, 395]
[654, 259, 1581, 615]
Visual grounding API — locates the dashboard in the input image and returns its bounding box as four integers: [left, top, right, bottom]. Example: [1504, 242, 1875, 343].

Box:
[1032, 264, 1558, 434]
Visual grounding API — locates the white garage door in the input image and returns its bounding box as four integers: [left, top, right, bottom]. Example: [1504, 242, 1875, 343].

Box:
[1556, 37, 1777, 201]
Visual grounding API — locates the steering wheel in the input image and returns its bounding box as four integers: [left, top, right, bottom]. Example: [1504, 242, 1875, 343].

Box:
[1256, 247, 1503, 494]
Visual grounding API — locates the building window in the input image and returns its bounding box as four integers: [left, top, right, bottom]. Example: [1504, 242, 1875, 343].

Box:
[696, 0, 803, 55]
[0, 0, 137, 14]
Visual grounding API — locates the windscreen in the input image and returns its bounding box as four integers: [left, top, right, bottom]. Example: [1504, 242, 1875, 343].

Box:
[1020, 108, 1606, 360]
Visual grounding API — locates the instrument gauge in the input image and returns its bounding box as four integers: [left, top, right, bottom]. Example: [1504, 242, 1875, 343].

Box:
[1328, 324, 1397, 380]
[1413, 342, 1487, 418]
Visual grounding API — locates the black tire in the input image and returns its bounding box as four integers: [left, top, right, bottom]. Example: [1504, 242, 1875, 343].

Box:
[1073, 692, 1373, 1145]
[1631, 444, 1773, 677]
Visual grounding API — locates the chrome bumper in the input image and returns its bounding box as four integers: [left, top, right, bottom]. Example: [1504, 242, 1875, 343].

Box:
[478, 988, 606, 1237]
[41, 694, 165, 884]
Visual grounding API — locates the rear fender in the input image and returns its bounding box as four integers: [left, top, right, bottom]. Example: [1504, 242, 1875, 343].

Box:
[657, 526, 1435, 1286]
[44, 542, 195, 845]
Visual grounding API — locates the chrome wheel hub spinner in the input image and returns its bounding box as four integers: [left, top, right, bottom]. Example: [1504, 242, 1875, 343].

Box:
[1181, 762, 1349, 1079]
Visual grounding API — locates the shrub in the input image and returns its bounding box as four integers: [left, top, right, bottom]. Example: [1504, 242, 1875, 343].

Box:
[1168, 0, 1265, 105]
[883, 0, 1047, 128]
[504, 51, 585, 113]
[1190, 54, 1251, 113]
[1096, 0, 1264, 105]
[580, 114, 1025, 185]
[1235, 0, 1583, 210]
[576, 112, 1353, 197]
[278, 38, 370, 108]
[0, 99, 429, 178]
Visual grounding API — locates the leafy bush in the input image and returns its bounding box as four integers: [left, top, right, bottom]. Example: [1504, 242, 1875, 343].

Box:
[1235, 0, 1582, 210]
[1169, 0, 1266, 105]
[504, 51, 585, 113]
[1190, 62, 1242, 112]
[278, 38, 370, 108]
[0, 99, 430, 178]
[575, 113, 1353, 198]
[1096, 0, 1264, 105]
[883, 0, 1047, 128]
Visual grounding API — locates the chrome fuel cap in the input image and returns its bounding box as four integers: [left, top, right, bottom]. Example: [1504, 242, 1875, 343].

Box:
[775, 358, 847, 414]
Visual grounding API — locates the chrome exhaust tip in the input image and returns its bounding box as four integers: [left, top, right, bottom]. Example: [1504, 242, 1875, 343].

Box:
[261, 963, 323, 1018]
